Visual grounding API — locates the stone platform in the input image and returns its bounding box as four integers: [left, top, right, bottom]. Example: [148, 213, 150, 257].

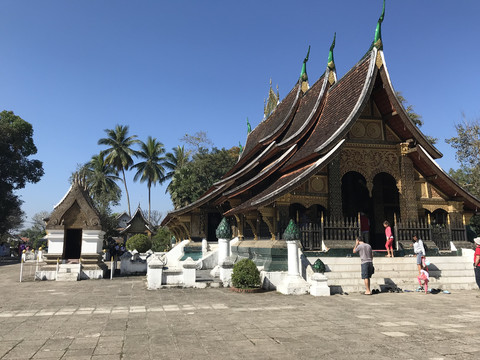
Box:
[1, 261, 480, 359]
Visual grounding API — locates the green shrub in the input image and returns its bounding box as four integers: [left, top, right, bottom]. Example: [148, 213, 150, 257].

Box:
[231, 258, 261, 289]
[151, 227, 173, 252]
[126, 234, 152, 253]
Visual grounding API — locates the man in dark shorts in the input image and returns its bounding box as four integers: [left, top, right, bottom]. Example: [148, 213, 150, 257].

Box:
[353, 236, 374, 295]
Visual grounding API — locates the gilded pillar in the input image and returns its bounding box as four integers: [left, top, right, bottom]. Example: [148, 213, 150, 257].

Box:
[399, 153, 418, 221]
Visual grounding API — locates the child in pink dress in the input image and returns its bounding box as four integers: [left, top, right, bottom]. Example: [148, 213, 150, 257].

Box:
[417, 263, 429, 294]
[383, 220, 394, 257]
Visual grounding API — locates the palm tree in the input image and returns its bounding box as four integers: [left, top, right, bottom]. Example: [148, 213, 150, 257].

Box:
[133, 136, 166, 222]
[98, 125, 140, 216]
[163, 145, 190, 193]
[85, 154, 122, 210]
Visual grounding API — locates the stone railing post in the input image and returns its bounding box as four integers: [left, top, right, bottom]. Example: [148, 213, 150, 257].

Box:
[287, 240, 300, 277]
[147, 254, 166, 290]
[277, 219, 309, 295]
[219, 257, 234, 287]
[182, 257, 197, 287]
[216, 217, 232, 268]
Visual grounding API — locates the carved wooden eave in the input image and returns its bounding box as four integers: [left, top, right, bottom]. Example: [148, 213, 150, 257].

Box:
[409, 145, 480, 211]
[161, 181, 232, 227]
[46, 182, 101, 231]
[244, 211, 259, 240]
[374, 50, 442, 159]
[258, 207, 276, 240]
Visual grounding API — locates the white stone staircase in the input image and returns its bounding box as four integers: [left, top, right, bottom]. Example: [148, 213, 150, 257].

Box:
[56, 264, 81, 281]
[308, 254, 476, 294]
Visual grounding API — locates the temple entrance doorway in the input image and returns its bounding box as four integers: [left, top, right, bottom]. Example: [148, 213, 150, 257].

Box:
[371, 172, 400, 249]
[289, 203, 307, 226]
[207, 213, 222, 241]
[341, 171, 372, 241]
[63, 228, 82, 260]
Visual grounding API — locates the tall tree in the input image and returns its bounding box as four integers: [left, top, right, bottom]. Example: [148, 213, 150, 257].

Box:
[446, 116, 480, 197]
[141, 209, 163, 228]
[446, 116, 480, 235]
[98, 125, 140, 216]
[73, 154, 122, 211]
[20, 210, 50, 249]
[0, 110, 44, 234]
[133, 136, 166, 222]
[180, 131, 213, 154]
[168, 147, 239, 209]
[163, 145, 190, 193]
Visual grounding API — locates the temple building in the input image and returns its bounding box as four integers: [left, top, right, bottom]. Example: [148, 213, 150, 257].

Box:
[40, 176, 107, 280]
[162, 3, 480, 252]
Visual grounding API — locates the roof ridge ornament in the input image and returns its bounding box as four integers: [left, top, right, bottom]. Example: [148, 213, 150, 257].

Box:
[300, 45, 311, 92]
[247, 117, 251, 134]
[374, 0, 385, 50]
[327, 33, 336, 70]
[264, 78, 280, 119]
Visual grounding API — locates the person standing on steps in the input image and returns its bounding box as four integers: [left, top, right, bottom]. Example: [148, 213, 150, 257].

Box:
[360, 212, 370, 244]
[353, 236, 374, 295]
[383, 220, 394, 257]
[412, 235, 426, 275]
[474, 237, 480, 296]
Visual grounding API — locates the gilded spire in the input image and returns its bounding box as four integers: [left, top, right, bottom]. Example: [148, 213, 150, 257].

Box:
[374, 0, 385, 50]
[300, 45, 310, 92]
[264, 78, 280, 119]
[327, 33, 336, 70]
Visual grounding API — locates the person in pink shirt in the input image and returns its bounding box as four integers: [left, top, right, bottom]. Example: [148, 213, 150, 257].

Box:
[474, 237, 480, 297]
[383, 220, 394, 258]
[417, 263, 429, 294]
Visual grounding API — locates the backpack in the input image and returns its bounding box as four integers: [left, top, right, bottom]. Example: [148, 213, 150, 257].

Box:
[423, 241, 429, 255]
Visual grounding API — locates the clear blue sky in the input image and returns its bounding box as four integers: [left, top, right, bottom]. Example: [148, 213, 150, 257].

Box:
[1, 1, 479, 229]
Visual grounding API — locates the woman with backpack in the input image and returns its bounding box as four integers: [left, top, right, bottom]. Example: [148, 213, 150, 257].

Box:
[412, 235, 426, 275]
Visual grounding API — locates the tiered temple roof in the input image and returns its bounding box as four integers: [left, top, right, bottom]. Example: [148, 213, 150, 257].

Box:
[162, 4, 480, 228]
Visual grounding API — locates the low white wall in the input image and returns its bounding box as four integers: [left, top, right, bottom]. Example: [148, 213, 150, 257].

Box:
[163, 268, 183, 285]
[166, 240, 189, 268]
[46, 230, 64, 254]
[81, 230, 104, 254]
[199, 251, 217, 269]
[261, 271, 288, 290]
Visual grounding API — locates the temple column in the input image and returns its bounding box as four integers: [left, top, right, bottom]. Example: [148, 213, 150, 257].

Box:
[399, 153, 418, 221]
[328, 158, 343, 218]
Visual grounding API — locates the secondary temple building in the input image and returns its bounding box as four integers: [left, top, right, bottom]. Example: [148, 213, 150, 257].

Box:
[163, 5, 480, 252]
[40, 176, 106, 280]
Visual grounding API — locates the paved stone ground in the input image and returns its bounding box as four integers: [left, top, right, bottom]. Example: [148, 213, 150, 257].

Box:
[1, 260, 480, 359]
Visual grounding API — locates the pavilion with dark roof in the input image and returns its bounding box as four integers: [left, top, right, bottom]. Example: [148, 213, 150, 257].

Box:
[162, 2, 480, 253]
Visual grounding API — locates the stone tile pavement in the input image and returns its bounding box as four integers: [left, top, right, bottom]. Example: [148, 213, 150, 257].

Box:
[1, 261, 480, 359]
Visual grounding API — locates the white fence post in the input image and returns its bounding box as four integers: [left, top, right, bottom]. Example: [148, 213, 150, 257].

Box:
[19, 256, 24, 283]
[110, 256, 114, 280]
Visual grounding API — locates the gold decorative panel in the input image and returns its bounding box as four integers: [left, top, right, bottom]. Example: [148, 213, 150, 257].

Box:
[349, 120, 382, 140]
[310, 176, 326, 193]
[340, 146, 399, 182]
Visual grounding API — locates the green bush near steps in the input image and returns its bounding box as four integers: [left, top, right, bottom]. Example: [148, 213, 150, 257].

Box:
[126, 234, 152, 253]
[231, 258, 261, 289]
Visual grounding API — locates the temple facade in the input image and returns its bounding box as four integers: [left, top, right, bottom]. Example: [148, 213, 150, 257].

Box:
[162, 5, 480, 251]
